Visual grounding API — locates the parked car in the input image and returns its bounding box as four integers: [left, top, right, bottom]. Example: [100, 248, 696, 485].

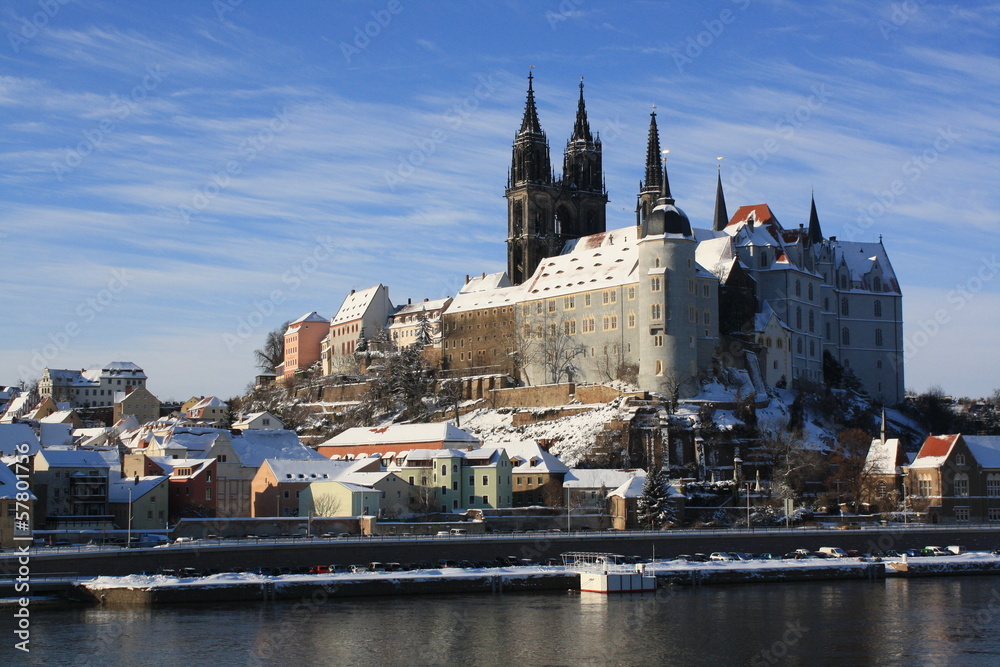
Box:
[309, 565, 331, 575]
[710, 552, 736, 561]
[922, 546, 951, 557]
[819, 547, 849, 558]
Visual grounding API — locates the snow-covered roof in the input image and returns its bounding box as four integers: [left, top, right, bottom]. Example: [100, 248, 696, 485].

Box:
[107, 471, 167, 502]
[39, 410, 75, 424]
[321, 423, 480, 448]
[444, 272, 520, 315]
[963, 436, 1000, 469]
[232, 412, 282, 428]
[404, 447, 504, 464]
[865, 438, 905, 476]
[0, 462, 36, 501]
[909, 434, 961, 469]
[0, 423, 41, 455]
[39, 422, 73, 448]
[499, 440, 570, 475]
[755, 301, 791, 333]
[389, 297, 451, 320]
[331, 284, 390, 325]
[607, 472, 684, 499]
[563, 468, 644, 489]
[147, 457, 214, 478]
[829, 241, 901, 294]
[264, 458, 360, 483]
[521, 227, 638, 301]
[37, 449, 111, 469]
[1, 394, 35, 420]
[288, 311, 327, 327]
[231, 430, 325, 468]
[694, 235, 736, 279]
[188, 396, 226, 411]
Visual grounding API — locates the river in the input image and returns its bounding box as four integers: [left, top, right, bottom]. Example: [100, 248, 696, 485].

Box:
[5, 576, 1000, 666]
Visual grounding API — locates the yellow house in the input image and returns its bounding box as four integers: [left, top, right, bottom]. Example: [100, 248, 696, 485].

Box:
[301, 481, 382, 517]
[114, 386, 161, 425]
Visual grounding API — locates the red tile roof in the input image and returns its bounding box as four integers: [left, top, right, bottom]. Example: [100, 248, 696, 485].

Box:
[915, 434, 960, 460]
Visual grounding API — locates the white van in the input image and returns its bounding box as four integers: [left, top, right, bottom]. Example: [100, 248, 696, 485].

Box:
[819, 547, 848, 558]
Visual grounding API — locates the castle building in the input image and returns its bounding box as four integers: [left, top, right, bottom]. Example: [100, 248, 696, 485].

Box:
[39, 361, 147, 409]
[333, 75, 904, 404]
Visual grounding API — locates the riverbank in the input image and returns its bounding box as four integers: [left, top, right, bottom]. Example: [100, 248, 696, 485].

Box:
[68, 552, 1000, 605]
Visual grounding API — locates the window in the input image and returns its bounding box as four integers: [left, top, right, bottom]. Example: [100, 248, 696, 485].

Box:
[808, 310, 815, 332]
[954, 474, 969, 497]
[206, 488, 212, 500]
[795, 280, 801, 297]
[688, 306, 696, 323]
[874, 300, 882, 317]
[989, 508, 1000, 522]
[650, 277, 661, 292]
[841, 297, 849, 316]
[585, 293, 591, 307]
[655, 360, 663, 375]
[809, 340, 815, 357]
[441, 465, 447, 476]
[283, 490, 289, 499]
[548, 300, 556, 313]
[628, 312, 636, 328]
[482, 475, 489, 486]
[808, 283, 814, 301]
[759, 252, 767, 268]
[988, 475, 1000, 497]
[876, 481, 888, 498]
[797, 338, 803, 354]
[563, 296, 575, 309]
[842, 328, 851, 346]
[873, 276, 883, 291]
[651, 304, 661, 320]
[875, 328, 883, 347]
[702, 284, 710, 298]
[627, 286, 636, 300]
[917, 478, 932, 496]
[469, 496, 475, 504]
[452, 481, 459, 491]
[955, 507, 970, 523]
[482, 495, 488, 504]
[956, 453, 966, 466]
[825, 323, 831, 341]
[564, 320, 577, 335]
[206, 471, 212, 482]
[796, 307, 802, 330]
[702, 311, 711, 326]
[653, 335, 663, 347]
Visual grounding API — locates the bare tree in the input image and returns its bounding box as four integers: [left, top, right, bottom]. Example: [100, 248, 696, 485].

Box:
[536, 315, 586, 384]
[499, 305, 537, 385]
[254, 321, 290, 373]
[309, 493, 343, 518]
[760, 418, 825, 503]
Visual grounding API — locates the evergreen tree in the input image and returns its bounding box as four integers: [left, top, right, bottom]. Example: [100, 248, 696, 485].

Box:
[356, 326, 368, 353]
[415, 308, 433, 347]
[637, 466, 675, 529]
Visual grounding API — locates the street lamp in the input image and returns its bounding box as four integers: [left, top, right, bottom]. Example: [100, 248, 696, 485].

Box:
[127, 487, 133, 548]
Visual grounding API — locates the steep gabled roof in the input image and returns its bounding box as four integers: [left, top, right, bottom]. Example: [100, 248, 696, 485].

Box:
[321, 422, 480, 448]
[331, 285, 391, 326]
[909, 434, 961, 469]
[523, 227, 639, 300]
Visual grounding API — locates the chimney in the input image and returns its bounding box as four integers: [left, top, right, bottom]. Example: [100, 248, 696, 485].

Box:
[481, 272, 485, 279]
[408, 298, 412, 304]
[424, 298, 429, 302]
[350, 289, 355, 295]
[133, 473, 139, 485]
[465, 275, 470, 283]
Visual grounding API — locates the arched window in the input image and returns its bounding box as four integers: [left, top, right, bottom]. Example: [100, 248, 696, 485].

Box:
[759, 251, 767, 268]
[874, 300, 882, 317]
[873, 276, 882, 291]
[840, 275, 848, 289]
[875, 328, 883, 347]
[795, 280, 801, 297]
[797, 338, 803, 354]
[808, 310, 815, 332]
[954, 473, 969, 498]
[841, 297, 849, 316]
[809, 340, 815, 357]
[876, 481, 888, 498]
[842, 328, 851, 345]
[796, 307, 802, 329]
[808, 283, 814, 301]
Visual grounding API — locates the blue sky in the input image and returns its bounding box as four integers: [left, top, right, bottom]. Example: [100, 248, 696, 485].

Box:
[0, 0, 997, 402]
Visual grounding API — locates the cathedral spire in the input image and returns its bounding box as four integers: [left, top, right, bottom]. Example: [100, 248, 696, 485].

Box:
[519, 70, 543, 136]
[570, 77, 593, 143]
[661, 150, 673, 203]
[713, 161, 729, 232]
[808, 191, 823, 244]
[642, 108, 663, 194]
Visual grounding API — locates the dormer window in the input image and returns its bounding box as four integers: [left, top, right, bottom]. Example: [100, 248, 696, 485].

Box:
[956, 453, 966, 466]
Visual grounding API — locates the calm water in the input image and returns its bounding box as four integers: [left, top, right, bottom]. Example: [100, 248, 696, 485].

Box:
[5, 577, 1000, 666]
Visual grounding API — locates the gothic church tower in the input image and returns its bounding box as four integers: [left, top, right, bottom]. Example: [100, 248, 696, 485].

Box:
[506, 74, 607, 285]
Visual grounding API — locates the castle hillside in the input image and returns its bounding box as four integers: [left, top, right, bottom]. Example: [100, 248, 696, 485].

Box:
[282, 75, 904, 405]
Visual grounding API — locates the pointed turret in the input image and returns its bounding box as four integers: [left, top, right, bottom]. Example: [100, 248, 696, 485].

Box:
[808, 192, 823, 244]
[642, 110, 663, 195]
[570, 78, 593, 143]
[519, 71, 543, 136]
[713, 165, 729, 232]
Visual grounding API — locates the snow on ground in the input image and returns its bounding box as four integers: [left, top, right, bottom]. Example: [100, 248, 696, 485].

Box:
[459, 399, 626, 466]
